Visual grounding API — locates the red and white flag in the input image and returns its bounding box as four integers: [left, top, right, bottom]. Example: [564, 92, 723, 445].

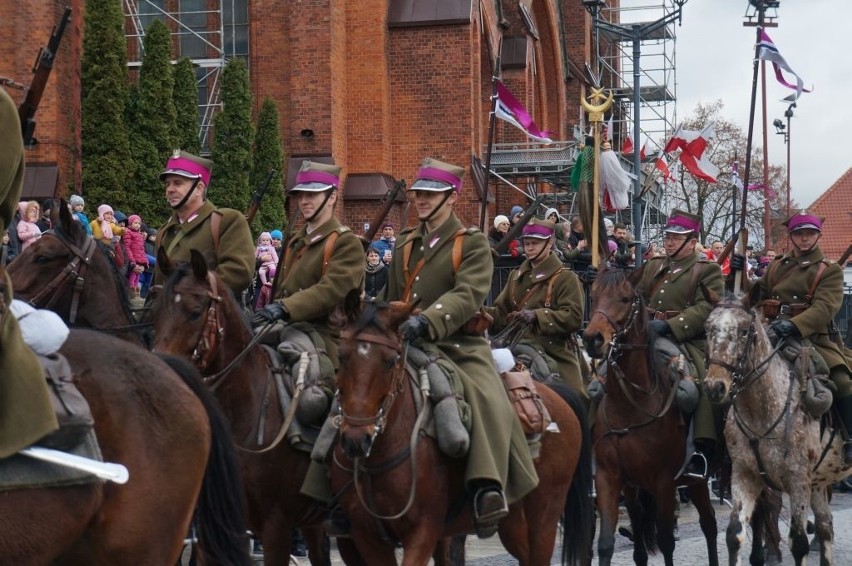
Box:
[663, 123, 718, 183]
[639, 139, 647, 161]
[494, 80, 552, 144]
[621, 135, 634, 155]
[654, 151, 671, 180]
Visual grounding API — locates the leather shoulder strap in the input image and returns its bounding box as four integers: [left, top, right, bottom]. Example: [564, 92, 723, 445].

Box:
[210, 211, 222, 255]
[321, 231, 340, 276]
[805, 261, 828, 304]
[451, 228, 467, 273]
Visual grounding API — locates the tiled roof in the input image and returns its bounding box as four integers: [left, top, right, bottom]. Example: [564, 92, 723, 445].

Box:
[807, 168, 852, 265]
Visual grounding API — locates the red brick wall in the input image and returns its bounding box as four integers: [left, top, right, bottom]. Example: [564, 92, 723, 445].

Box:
[1, 0, 83, 197]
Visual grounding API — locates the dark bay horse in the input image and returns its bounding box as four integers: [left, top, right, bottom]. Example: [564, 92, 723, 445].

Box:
[330, 293, 594, 565]
[0, 326, 249, 565]
[7, 202, 148, 348]
[582, 269, 719, 566]
[704, 292, 851, 566]
[152, 249, 329, 566]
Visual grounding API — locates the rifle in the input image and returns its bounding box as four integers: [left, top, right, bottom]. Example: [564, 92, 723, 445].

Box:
[361, 178, 406, 246]
[245, 168, 277, 225]
[837, 242, 852, 268]
[18, 7, 71, 148]
[493, 195, 545, 255]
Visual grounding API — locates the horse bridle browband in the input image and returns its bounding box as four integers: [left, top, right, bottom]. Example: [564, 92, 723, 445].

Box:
[190, 271, 225, 372]
[25, 232, 98, 324]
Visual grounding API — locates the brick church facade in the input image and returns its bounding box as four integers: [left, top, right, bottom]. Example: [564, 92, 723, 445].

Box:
[1, 0, 595, 233]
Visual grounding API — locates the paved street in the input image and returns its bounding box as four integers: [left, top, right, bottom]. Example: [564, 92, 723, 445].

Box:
[298, 489, 852, 565]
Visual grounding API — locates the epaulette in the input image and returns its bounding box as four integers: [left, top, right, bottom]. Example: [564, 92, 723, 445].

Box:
[463, 226, 480, 234]
[398, 226, 418, 236]
[335, 226, 352, 235]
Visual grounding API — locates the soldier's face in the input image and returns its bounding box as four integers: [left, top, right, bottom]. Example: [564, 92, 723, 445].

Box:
[295, 189, 336, 224]
[412, 189, 456, 223]
[790, 229, 819, 252]
[663, 233, 696, 259]
[164, 175, 203, 209]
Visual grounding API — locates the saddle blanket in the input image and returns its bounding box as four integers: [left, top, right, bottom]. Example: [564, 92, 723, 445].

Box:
[0, 429, 103, 492]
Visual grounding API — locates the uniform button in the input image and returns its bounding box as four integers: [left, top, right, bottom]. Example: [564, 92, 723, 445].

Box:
[664, 280, 669, 283]
[436, 304, 443, 310]
[660, 289, 665, 293]
[658, 300, 663, 304]
[444, 314, 451, 321]
[793, 295, 798, 299]
[548, 322, 553, 326]
[420, 246, 424, 252]
[454, 343, 460, 348]
[684, 325, 689, 329]
[679, 317, 684, 321]
[413, 293, 418, 298]
[415, 276, 420, 281]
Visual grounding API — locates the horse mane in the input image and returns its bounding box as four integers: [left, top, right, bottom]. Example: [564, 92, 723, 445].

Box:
[52, 219, 136, 325]
[351, 300, 393, 336]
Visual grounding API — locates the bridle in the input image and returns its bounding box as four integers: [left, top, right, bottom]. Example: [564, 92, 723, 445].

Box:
[188, 271, 225, 373]
[590, 289, 644, 359]
[336, 329, 407, 452]
[335, 327, 430, 523]
[25, 232, 97, 325]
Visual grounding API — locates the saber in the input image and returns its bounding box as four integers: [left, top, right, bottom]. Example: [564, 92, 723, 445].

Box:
[19, 446, 129, 484]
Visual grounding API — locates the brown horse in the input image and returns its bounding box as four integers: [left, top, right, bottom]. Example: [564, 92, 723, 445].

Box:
[703, 292, 851, 566]
[329, 292, 594, 565]
[7, 202, 149, 348]
[582, 269, 719, 566]
[152, 249, 330, 566]
[0, 326, 249, 565]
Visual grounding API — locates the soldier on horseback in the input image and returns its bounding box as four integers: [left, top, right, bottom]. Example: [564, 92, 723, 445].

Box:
[487, 218, 588, 398]
[155, 150, 255, 298]
[635, 209, 724, 479]
[380, 158, 539, 538]
[0, 88, 59, 459]
[731, 211, 852, 465]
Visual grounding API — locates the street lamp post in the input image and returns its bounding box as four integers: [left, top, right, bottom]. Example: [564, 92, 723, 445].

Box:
[774, 103, 795, 218]
[582, 0, 688, 267]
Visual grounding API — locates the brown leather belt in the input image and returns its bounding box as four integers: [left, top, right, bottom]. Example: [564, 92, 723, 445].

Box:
[646, 308, 680, 321]
[759, 300, 807, 320]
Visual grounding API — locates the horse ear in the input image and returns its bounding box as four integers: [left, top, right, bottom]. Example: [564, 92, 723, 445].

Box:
[387, 301, 415, 331]
[189, 249, 209, 281]
[157, 246, 174, 277]
[700, 283, 720, 306]
[627, 263, 645, 286]
[57, 199, 72, 232]
[330, 289, 362, 328]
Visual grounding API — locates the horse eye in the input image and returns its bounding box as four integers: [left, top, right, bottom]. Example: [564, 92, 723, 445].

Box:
[620, 297, 632, 304]
[188, 310, 203, 322]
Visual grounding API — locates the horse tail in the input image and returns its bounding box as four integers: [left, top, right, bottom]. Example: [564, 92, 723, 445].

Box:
[636, 489, 659, 554]
[547, 381, 594, 566]
[158, 353, 251, 566]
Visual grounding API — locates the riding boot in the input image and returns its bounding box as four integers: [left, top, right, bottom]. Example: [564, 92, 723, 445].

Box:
[473, 482, 508, 539]
[837, 394, 852, 466]
[323, 505, 351, 538]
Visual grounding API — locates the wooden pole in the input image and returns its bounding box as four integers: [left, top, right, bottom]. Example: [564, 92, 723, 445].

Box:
[480, 45, 502, 232]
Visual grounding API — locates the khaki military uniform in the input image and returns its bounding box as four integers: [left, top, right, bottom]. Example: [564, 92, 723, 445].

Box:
[637, 253, 724, 444]
[271, 217, 364, 367]
[0, 88, 58, 457]
[155, 200, 255, 297]
[756, 247, 851, 397]
[489, 252, 586, 396]
[381, 213, 538, 504]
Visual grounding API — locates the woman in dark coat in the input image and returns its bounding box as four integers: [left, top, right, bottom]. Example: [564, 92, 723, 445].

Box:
[364, 246, 387, 298]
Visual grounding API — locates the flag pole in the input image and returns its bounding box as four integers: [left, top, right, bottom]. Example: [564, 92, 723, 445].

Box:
[580, 87, 614, 268]
[480, 43, 502, 232]
[737, 3, 770, 291]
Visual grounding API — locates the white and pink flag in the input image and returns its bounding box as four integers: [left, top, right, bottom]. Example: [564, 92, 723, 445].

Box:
[494, 80, 552, 144]
[757, 30, 812, 102]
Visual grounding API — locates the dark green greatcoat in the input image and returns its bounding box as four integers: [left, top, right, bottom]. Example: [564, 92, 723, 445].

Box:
[756, 246, 851, 397]
[0, 88, 58, 457]
[489, 253, 586, 397]
[271, 217, 364, 368]
[155, 200, 255, 297]
[381, 213, 539, 504]
[637, 253, 724, 444]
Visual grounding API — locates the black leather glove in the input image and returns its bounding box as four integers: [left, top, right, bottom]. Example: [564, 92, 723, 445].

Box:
[584, 266, 597, 284]
[251, 302, 288, 326]
[768, 319, 799, 345]
[509, 309, 537, 325]
[400, 314, 429, 343]
[648, 319, 671, 336]
[730, 253, 746, 272]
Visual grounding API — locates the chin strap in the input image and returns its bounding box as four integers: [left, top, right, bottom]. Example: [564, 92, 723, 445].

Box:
[170, 178, 201, 210]
[668, 234, 693, 259]
[418, 190, 453, 225]
[304, 189, 335, 223]
[789, 232, 821, 255]
[527, 239, 551, 263]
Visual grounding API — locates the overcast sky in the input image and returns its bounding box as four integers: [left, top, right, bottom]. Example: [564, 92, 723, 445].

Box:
[620, 0, 849, 208]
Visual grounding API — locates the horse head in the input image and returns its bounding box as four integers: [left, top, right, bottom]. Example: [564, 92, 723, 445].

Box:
[8, 199, 133, 330]
[702, 289, 770, 402]
[335, 290, 413, 459]
[582, 267, 644, 359]
[153, 248, 233, 372]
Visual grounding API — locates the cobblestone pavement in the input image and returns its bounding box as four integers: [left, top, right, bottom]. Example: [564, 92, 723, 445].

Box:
[291, 489, 851, 565]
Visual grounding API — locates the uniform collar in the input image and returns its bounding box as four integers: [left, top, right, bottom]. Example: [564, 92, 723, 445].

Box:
[401, 213, 462, 249]
[788, 245, 824, 266]
[165, 200, 215, 231]
[517, 252, 563, 282]
[293, 216, 342, 247]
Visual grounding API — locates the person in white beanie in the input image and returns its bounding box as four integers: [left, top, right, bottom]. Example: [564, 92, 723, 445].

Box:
[68, 194, 92, 236]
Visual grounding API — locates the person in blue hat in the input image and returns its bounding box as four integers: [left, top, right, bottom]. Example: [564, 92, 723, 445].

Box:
[269, 229, 283, 251]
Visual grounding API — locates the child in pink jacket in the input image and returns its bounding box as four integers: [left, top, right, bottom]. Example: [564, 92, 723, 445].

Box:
[123, 214, 149, 298]
[17, 201, 42, 251]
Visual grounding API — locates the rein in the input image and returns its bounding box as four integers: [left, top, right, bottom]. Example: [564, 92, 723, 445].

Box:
[336, 330, 431, 521]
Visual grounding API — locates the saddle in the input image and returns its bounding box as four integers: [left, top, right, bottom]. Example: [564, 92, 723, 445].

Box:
[36, 353, 94, 451]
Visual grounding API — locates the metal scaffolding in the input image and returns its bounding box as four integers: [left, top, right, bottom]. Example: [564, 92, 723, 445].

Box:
[123, 0, 247, 151]
[593, 0, 680, 156]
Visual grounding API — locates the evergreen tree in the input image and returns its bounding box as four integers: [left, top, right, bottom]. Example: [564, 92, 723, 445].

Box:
[210, 58, 253, 211]
[250, 97, 286, 237]
[129, 19, 177, 226]
[173, 57, 201, 154]
[81, 0, 134, 211]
